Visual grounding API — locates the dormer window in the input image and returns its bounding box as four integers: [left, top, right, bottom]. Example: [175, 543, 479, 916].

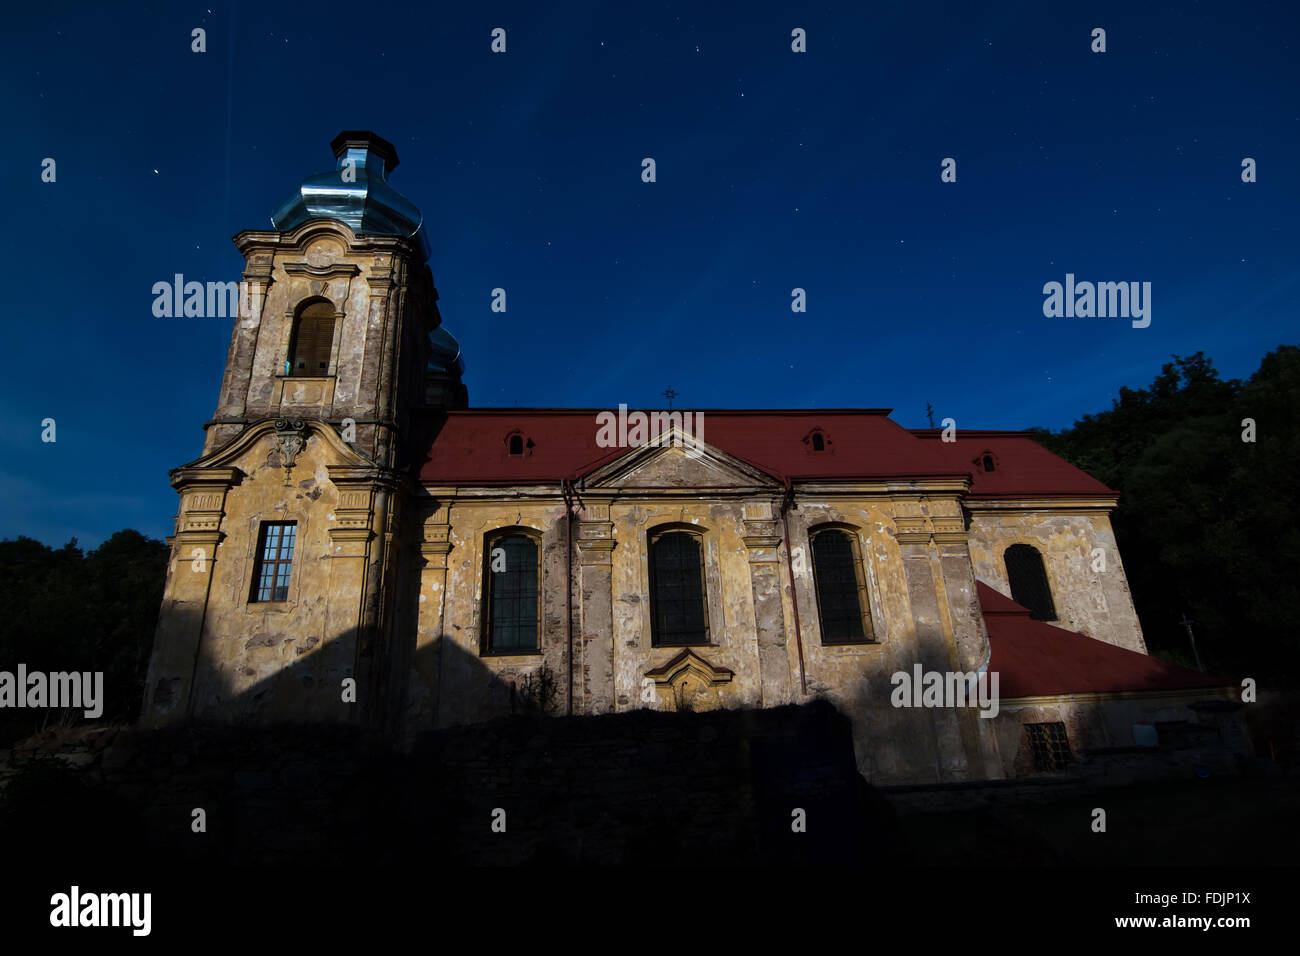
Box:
[982, 454, 995, 472]
[976, 450, 998, 473]
[804, 429, 831, 453]
[505, 431, 532, 457]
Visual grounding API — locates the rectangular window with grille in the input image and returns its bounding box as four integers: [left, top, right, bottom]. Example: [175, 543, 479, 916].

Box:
[1025, 721, 1072, 773]
[810, 529, 873, 644]
[484, 533, 541, 653]
[250, 521, 297, 602]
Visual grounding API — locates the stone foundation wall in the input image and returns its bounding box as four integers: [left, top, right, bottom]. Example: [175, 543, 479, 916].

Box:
[0, 701, 891, 867]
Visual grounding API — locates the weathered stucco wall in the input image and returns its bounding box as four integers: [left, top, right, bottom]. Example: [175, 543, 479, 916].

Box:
[991, 689, 1250, 779]
[188, 432, 362, 721]
[967, 509, 1146, 653]
[406, 472, 1013, 786]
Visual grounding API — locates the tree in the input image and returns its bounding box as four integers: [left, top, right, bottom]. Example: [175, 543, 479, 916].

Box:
[1032, 347, 1300, 682]
[0, 529, 169, 744]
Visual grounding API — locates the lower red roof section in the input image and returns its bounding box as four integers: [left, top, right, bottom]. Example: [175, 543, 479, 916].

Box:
[977, 582, 1233, 698]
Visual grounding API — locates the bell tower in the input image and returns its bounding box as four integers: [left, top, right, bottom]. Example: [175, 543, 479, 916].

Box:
[204, 129, 464, 464]
[142, 132, 464, 731]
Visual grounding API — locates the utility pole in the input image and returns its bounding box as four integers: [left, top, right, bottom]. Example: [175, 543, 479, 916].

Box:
[1179, 612, 1204, 672]
[663, 387, 677, 410]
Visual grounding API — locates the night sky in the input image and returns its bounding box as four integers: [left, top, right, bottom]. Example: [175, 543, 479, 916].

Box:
[3, 1, 1296, 547]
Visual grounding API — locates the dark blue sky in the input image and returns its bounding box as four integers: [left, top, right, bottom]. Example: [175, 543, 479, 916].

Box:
[3, 1, 1296, 547]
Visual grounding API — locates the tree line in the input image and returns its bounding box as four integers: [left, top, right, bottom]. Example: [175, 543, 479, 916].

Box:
[1031, 345, 1300, 683]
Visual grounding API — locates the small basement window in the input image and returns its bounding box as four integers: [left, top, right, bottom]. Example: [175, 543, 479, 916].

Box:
[1025, 722, 1071, 773]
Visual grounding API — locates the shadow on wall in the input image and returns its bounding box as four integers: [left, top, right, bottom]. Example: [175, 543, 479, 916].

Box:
[145, 604, 530, 733]
[72, 621, 901, 866]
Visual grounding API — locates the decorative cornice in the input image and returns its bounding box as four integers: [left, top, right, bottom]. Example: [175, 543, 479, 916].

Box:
[282, 261, 361, 280]
[170, 466, 243, 492]
[964, 496, 1119, 513]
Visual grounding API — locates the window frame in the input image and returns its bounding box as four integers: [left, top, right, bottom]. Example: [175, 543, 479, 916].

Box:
[808, 525, 875, 645]
[1024, 721, 1072, 773]
[647, 526, 711, 647]
[249, 520, 298, 603]
[286, 299, 338, 378]
[1004, 543, 1057, 621]
[481, 528, 543, 656]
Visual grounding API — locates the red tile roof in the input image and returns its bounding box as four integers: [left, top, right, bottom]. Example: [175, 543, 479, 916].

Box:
[978, 582, 1233, 697]
[416, 409, 1115, 498]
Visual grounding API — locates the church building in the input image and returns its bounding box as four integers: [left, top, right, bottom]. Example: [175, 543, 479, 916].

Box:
[141, 133, 1244, 785]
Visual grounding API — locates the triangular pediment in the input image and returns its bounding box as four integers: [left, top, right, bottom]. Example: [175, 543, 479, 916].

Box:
[582, 431, 780, 491]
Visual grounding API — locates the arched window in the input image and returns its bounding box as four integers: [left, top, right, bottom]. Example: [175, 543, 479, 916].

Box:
[288, 300, 336, 377]
[649, 529, 709, 646]
[811, 432, 826, 452]
[1004, 544, 1056, 621]
[810, 528, 873, 644]
[508, 434, 524, 456]
[982, 454, 996, 472]
[483, 531, 541, 653]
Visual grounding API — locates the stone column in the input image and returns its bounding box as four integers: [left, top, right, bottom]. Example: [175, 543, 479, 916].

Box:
[931, 499, 1003, 780]
[742, 502, 791, 707]
[575, 504, 616, 715]
[323, 467, 380, 724]
[894, 499, 971, 781]
[141, 467, 241, 726]
[207, 260, 273, 455]
[414, 503, 453, 733]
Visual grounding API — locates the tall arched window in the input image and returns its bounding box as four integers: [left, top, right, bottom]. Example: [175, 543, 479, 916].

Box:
[288, 300, 336, 377]
[810, 527, 873, 644]
[483, 531, 541, 653]
[649, 529, 709, 646]
[1004, 544, 1057, 621]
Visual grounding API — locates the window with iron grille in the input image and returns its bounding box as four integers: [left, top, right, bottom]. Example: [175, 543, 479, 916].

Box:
[484, 532, 540, 653]
[1004, 543, 1057, 621]
[810, 528, 873, 644]
[1025, 721, 1071, 772]
[649, 530, 709, 646]
[250, 522, 297, 602]
[288, 300, 336, 377]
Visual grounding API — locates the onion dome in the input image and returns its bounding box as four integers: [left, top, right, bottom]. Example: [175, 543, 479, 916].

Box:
[270, 131, 430, 260]
[427, 326, 465, 377]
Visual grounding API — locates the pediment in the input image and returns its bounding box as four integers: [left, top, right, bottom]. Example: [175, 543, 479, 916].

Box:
[583, 432, 779, 491]
[644, 649, 735, 713]
[644, 649, 735, 687]
[177, 419, 375, 474]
